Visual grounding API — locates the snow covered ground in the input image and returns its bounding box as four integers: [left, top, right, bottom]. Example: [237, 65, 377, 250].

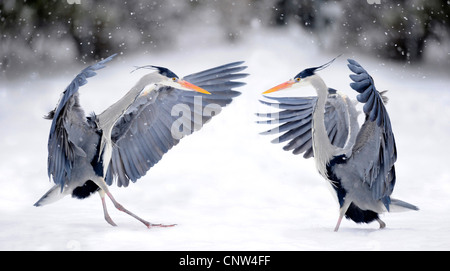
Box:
[1, 25, 450, 251]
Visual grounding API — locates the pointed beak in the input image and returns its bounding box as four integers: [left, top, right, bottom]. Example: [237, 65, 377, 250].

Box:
[262, 79, 296, 94]
[178, 80, 211, 94]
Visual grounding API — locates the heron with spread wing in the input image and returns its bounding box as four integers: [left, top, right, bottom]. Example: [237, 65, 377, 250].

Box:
[35, 54, 248, 227]
[258, 58, 418, 231]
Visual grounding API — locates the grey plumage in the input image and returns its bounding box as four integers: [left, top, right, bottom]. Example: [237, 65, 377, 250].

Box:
[35, 55, 248, 227]
[258, 58, 418, 231]
[45, 55, 115, 191]
[344, 59, 397, 210]
[105, 61, 247, 187]
[257, 90, 356, 158]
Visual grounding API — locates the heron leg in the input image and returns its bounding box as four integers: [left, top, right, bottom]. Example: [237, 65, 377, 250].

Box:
[97, 180, 175, 228]
[106, 191, 175, 228]
[334, 201, 351, 232]
[376, 218, 386, 229]
[99, 190, 117, 227]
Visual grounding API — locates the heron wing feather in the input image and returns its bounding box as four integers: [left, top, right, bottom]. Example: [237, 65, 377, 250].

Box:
[257, 90, 355, 159]
[46, 54, 116, 188]
[105, 62, 247, 187]
[345, 59, 397, 209]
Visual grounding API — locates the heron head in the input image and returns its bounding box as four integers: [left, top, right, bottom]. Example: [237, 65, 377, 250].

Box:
[135, 65, 211, 94]
[262, 56, 340, 94]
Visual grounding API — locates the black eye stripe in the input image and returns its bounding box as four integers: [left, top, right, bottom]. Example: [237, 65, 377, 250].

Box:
[294, 68, 316, 79]
[293, 56, 340, 79]
[150, 66, 179, 79]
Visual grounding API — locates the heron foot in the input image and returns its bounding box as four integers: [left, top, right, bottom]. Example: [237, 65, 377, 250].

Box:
[376, 218, 386, 229]
[104, 215, 117, 227]
[145, 223, 177, 229]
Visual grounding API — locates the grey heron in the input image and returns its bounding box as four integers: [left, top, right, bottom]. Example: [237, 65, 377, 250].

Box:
[258, 58, 418, 231]
[34, 54, 248, 227]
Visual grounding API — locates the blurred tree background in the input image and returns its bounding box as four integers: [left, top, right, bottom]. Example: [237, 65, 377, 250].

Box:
[272, 0, 450, 62]
[1, 0, 449, 79]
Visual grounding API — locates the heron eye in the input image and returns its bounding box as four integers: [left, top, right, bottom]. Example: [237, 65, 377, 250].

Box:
[295, 78, 301, 82]
[172, 77, 177, 82]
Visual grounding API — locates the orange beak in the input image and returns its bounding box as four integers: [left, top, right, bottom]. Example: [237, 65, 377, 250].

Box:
[262, 79, 296, 94]
[178, 80, 211, 94]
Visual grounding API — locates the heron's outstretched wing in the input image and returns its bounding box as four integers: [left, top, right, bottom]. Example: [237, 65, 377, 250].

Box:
[46, 54, 116, 188]
[257, 89, 357, 158]
[105, 62, 248, 187]
[344, 59, 397, 210]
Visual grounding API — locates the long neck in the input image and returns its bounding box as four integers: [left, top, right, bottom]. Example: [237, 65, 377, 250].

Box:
[94, 73, 159, 176]
[97, 73, 160, 132]
[310, 75, 338, 178]
[97, 85, 143, 133]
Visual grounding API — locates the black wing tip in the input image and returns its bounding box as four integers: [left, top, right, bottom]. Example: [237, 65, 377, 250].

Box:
[211, 90, 242, 99]
[102, 53, 117, 62]
[233, 90, 242, 97]
[210, 61, 246, 71]
[215, 61, 247, 74]
[237, 72, 250, 79]
[227, 60, 246, 66]
[101, 53, 118, 63]
[347, 58, 359, 65]
[91, 53, 117, 69]
[347, 59, 391, 128]
[347, 59, 368, 74]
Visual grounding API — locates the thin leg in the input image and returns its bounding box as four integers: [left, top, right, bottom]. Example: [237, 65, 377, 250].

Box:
[334, 201, 351, 232]
[106, 191, 175, 228]
[96, 179, 175, 228]
[334, 215, 344, 232]
[99, 190, 117, 227]
[376, 218, 386, 229]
